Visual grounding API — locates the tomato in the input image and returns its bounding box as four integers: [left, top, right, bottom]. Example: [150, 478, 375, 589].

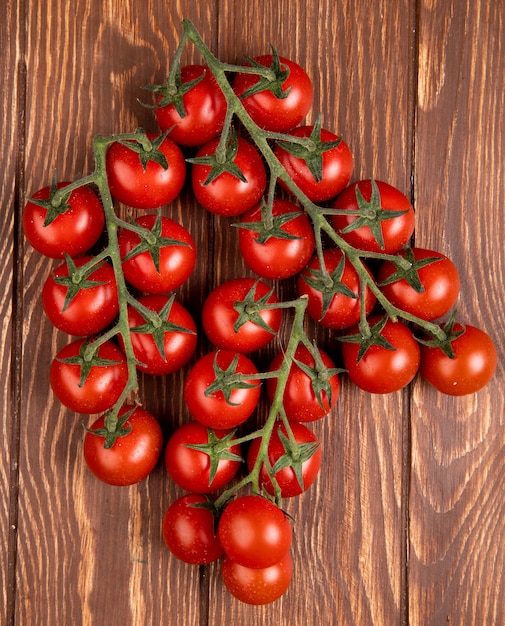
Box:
[233, 52, 313, 132]
[341, 315, 421, 393]
[124, 294, 197, 375]
[106, 131, 186, 209]
[118, 213, 196, 294]
[217, 495, 292, 569]
[83, 405, 163, 486]
[42, 256, 119, 336]
[221, 551, 292, 605]
[164, 420, 242, 493]
[297, 248, 376, 330]
[50, 338, 128, 414]
[162, 494, 223, 564]
[377, 247, 460, 321]
[237, 199, 315, 279]
[201, 277, 282, 353]
[331, 179, 415, 254]
[420, 323, 497, 395]
[23, 182, 104, 259]
[151, 64, 227, 146]
[267, 343, 340, 422]
[190, 134, 266, 216]
[247, 421, 321, 497]
[183, 350, 261, 429]
[274, 123, 353, 201]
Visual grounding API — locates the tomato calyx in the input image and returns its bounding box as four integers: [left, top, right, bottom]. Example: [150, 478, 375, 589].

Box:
[120, 212, 190, 273]
[339, 315, 396, 362]
[142, 66, 207, 116]
[377, 246, 443, 293]
[184, 428, 244, 487]
[55, 337, 123, 387]
[117, 129, 171, 171]
[300, 252, 358, 319]
[239, 45, 291, 100]
[340, 179, 410, 250]
[54, 254, 109, 312]
[232, 281, 280, 335]
[187, 129, 247, 184]
[275, 116, 343, 183]
[205, 352, 260, 405]
[270, 426, 320, 493]
[84, 406, 134, 449]
[29, 173, 73, 226]
[293, 343, 344, 410]
[415, 313, 465, 358]
[129, 294, 196, 361]
[234, 201, 304, 243]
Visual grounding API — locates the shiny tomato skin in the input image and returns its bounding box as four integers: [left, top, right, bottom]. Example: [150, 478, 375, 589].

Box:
[191, 137, 267, 216]
[237, 199, 315, 279]
[275, 126, 353, 201]
[124, 294, 197, 375]
[341, 316, 421, 393]
[183, 350, 261, 429]
[83, 406, 163, 486]
[331, 179, 415, 254]
[247, 421, 322, 497]
[118, 214, 196, 294]
[50, 338, 128, 414]
[202, 277, 282, 353]
[377, 247, 460, 321]
[420, 324, 497, 395]
[155, 64, 227, 146]
[297, 248, 376, 330]
[162, 494, 224, 564]
[267, 343, 340, 422]
[217, 495, 292, 569]
[164, 420, 241, 493]
[23, 182, 105, 259]
[42, 256, 119, 336]
[233, 54, 313, 132]
[221, 551, 292, 605]
[106, 132, 186, 209]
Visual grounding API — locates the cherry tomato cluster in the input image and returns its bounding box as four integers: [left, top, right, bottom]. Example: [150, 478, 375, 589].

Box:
[23, 19, 497, 606]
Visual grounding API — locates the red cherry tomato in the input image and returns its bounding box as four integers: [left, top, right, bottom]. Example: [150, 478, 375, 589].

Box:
[83, 405, 163, 486]
[267, 343, 340, 422]
[154, 64, 227, 146]
[106, 132, 186, 209]
[221, 551, 292, 605]
[50, 338, 128, 414]
[233, 53, 313, 132]
[237, 199, 315, 280]
[297, 248, 376, 330]
[217, 495, 292, 569]
[42, 256, 119, 336]
[341, 316, 421, 393]
[331, 179, 415, 254]
[201, 277, 282, 353]
[164, 420, 242, 493]
[118, 214, 196, 294]
[247, 421, 322, 497]
[23, 182, 104, 259]
[420, 323, 497, 395]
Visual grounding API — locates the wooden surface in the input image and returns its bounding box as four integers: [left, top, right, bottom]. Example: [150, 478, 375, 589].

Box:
[2, 1, 504, 624]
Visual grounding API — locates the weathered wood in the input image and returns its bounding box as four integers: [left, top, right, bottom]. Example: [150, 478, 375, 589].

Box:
[3, 0, 504, 625]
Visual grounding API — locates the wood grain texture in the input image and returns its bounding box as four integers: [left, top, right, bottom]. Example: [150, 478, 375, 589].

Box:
[4, 0, 504, 625]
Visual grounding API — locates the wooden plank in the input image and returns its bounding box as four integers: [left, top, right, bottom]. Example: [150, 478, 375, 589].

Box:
[17, 3, 218, 625]
[209, 0, 415, 623]
[1, 1, 25, 624]
[410, 1, 505, 624]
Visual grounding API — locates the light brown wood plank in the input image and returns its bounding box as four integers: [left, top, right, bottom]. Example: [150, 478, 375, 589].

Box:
[410, 1, 505, 624]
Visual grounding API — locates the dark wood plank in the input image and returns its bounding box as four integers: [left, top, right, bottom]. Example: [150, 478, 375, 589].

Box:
[410, 1, 505, 624]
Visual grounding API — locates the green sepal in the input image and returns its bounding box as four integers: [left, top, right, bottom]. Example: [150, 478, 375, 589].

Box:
[271, 428, 320, 493]
[83, 407, 134, 450]
[204, 352, 260, 406]
[377, 246, 443, 293]
[338, 315, 396, 362]
[293, 342, 344, 411]
[56, 338, 123, 387]
[239, 45, 291, 100]
[29, 171, 73, 227]
[53, 254, 108, 312]
[232, 280, 280, 336]
[414, 311, 465, 359]
[233, 200, 304, 244]
[187, 128, 247, 185]
[118, 129, 171, 171]
[142, 66, 206, 118]
[184, 429, 243, 486]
